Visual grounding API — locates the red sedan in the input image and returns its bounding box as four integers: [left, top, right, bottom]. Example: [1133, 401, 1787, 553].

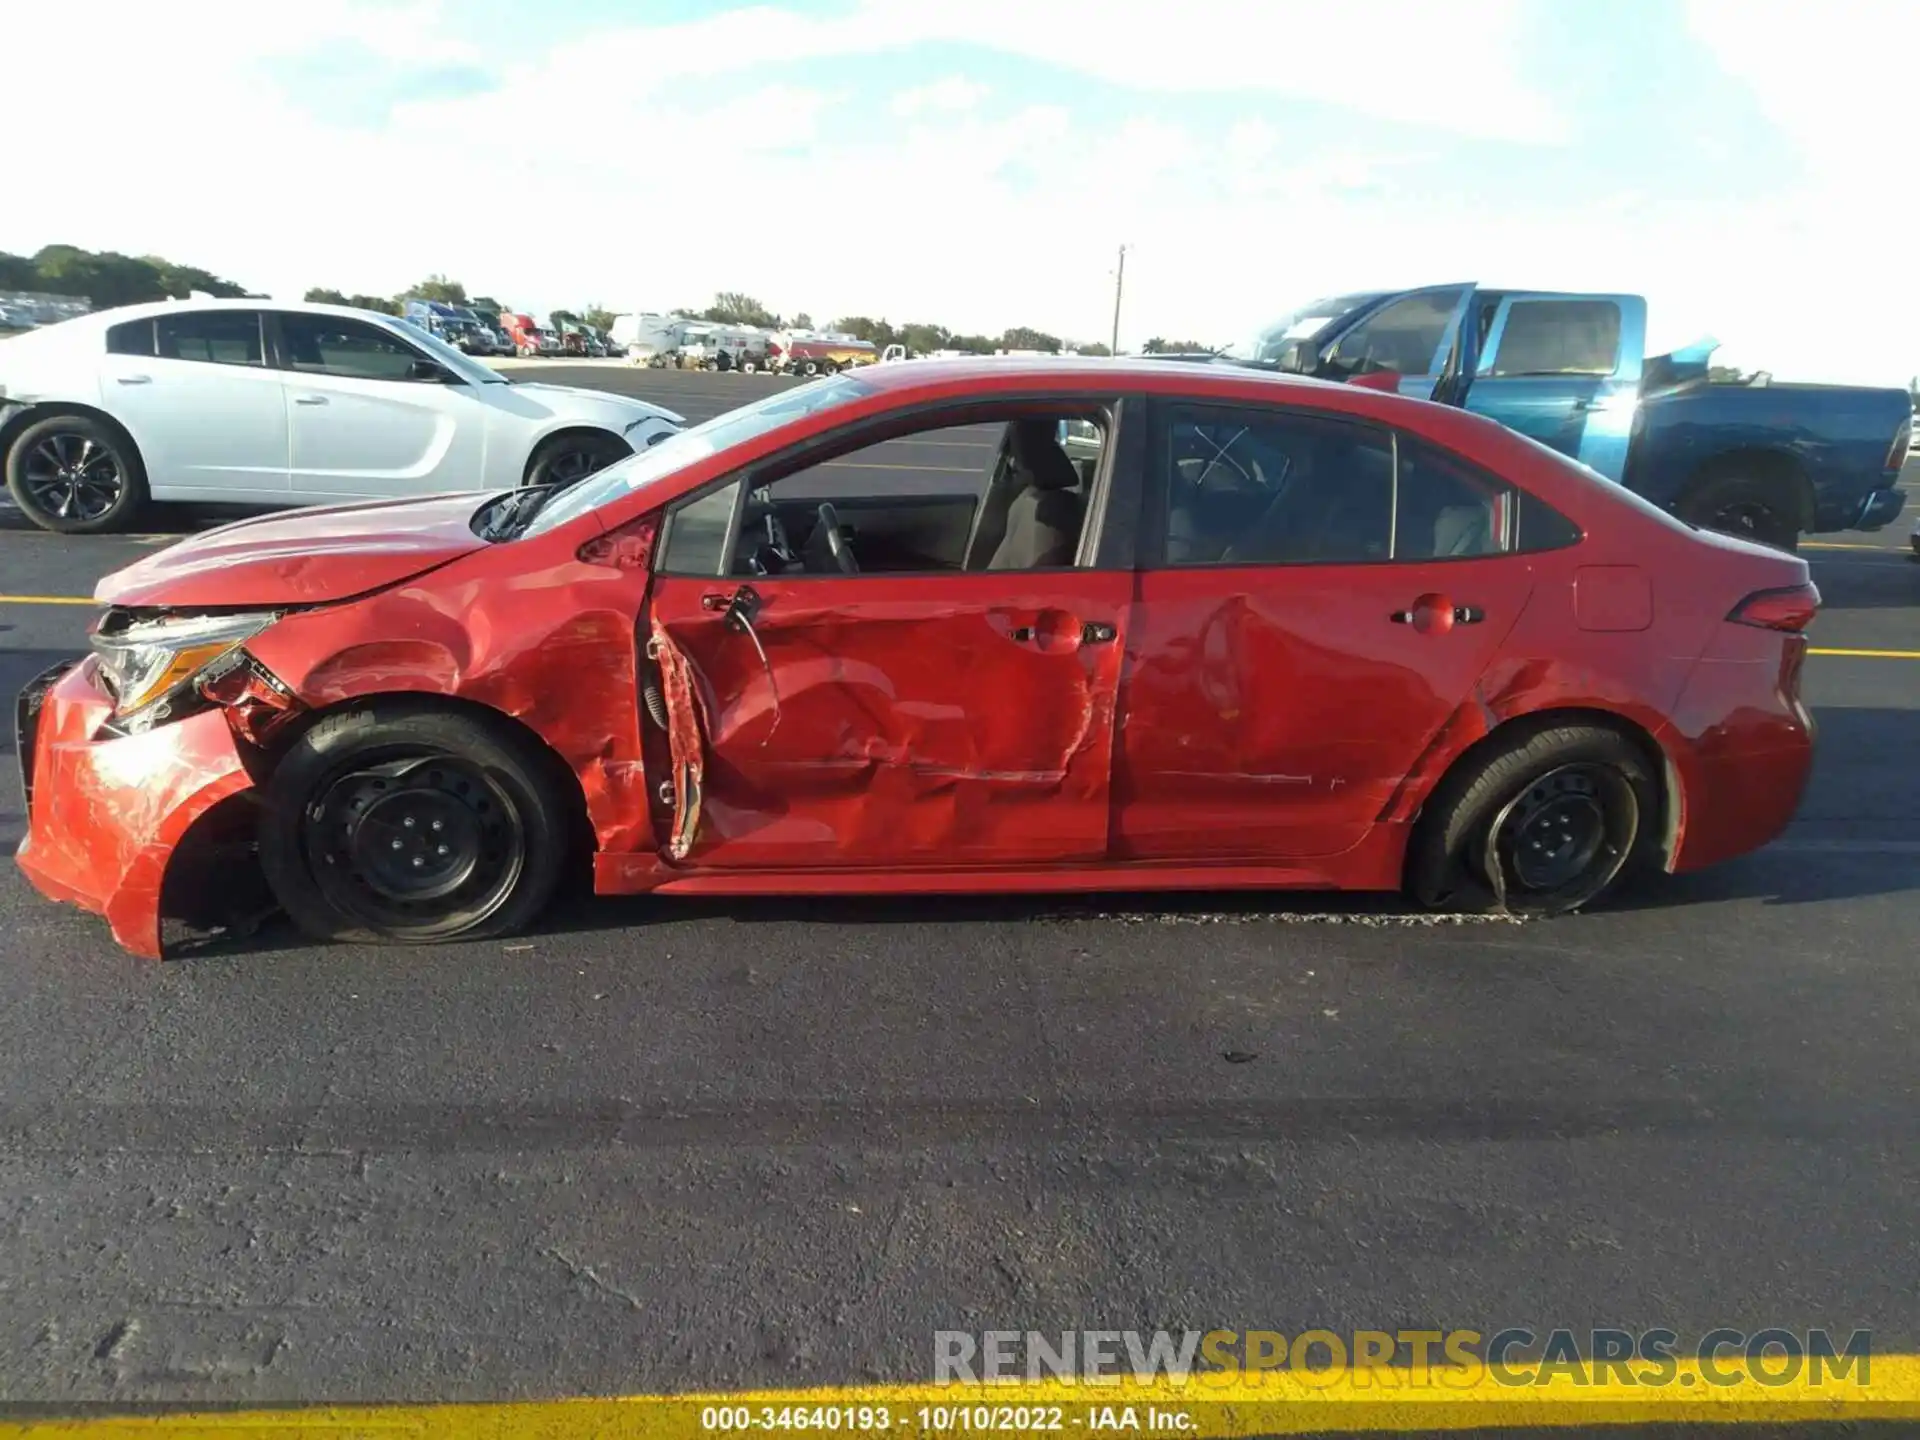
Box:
[14, 358, 1819, 959]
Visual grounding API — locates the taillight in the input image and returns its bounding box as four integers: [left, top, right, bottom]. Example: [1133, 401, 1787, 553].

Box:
[1888, 417, 1912, 471]
[1727, 582, 1821, 632]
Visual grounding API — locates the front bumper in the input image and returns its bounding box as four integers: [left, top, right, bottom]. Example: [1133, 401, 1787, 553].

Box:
[1855, 485, 1908, 531]
[13, 659, 256, 959]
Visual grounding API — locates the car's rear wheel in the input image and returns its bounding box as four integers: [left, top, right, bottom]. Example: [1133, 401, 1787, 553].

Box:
[5, 412, 148, 534]
[259, 701, 578, 946]
[1407, 723, 1658, 917]
[524, 430, 632, 490]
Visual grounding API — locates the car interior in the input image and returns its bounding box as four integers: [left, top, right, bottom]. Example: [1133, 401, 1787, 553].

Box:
[1164, 416, 1507, 565]
[724, 409, 1108, 576]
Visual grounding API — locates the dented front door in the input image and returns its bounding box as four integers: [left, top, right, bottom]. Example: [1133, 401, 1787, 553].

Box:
[643, 571, 1132, 869]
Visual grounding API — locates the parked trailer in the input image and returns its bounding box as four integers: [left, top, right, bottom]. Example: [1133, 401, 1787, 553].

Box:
[770, 331, 879, 376]
[676, 324, 773, 373]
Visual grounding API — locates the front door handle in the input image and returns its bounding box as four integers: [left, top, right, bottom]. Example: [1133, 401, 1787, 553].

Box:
[1008, 616, 1116, 646]
[293, 394, 329, 406]
[114, 374, 152, 386]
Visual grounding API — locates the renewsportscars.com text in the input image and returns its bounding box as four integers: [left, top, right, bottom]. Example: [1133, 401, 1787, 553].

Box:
[934, 1328, 1872, 1387]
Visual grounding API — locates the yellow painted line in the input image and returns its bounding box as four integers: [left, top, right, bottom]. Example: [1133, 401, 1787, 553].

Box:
[1810, 646, 1920, 659]
[1804, 540, 1898, 551]
[0, 593, 95, 606]
[3, 1362, 1920, 1435]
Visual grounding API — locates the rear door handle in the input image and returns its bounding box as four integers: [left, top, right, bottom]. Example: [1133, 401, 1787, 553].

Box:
[114, 374, 151, 385]
[1390, 604, 1485, 625]
[293, 394, 329, 406]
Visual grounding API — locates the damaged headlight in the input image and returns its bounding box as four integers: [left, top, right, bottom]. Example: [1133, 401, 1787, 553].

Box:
[91, 611, 279, 725]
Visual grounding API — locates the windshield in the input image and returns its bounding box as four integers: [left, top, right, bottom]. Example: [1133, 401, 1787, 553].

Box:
[1221, 292, 1385, 366]
[517, 373, 879, 539]
[393, 317, 509, 384]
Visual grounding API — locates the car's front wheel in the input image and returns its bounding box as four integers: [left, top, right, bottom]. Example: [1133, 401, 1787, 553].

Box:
[1407, 723, 1658, 917]
[524, 430, 633, 490]
[4, 411, 148, 534]
[259, 701, 579, 946]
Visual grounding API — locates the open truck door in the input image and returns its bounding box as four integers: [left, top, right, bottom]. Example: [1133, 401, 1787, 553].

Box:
[1453, 292, 1647, 481]
[1312, 283, 1478, 402]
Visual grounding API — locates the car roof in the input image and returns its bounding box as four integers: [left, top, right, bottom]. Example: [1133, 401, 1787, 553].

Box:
[61, 296, 414, 329]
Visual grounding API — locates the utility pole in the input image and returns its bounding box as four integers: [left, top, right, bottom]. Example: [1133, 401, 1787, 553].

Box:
[1110, 244, 1127, 356]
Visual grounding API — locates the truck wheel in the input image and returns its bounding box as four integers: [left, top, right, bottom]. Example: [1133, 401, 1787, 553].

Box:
[1678, 473, 1801, 552]
[1406, 722, 1658, 917]
[740, 360, 758, 375]
[802, 360, 819, 377]
[5, 411, 149, 534]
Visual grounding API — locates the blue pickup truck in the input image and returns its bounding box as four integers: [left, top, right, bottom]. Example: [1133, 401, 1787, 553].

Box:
[1224, 284, 1911, 550]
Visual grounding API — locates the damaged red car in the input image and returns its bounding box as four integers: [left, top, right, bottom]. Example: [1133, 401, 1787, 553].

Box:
[15, 358, 1820, 959]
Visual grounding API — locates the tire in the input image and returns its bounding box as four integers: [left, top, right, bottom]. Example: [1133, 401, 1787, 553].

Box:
[1678, 472, 1801, 551]
[740, 360, 758, 375]
[523, 430, 632, 490]
[1406, 723, 1658, 917]
[4, 411, 148, 534]
[258, 700, 578, 947]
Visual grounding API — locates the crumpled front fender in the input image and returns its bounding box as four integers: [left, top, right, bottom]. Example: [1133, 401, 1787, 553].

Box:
[14, 662, 255, 959]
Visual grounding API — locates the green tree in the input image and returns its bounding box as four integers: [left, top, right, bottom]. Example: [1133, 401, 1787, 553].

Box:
[1143, 337, 1211, 353]
[790, 311, 813, 330]
[0, 251, 38, 290]
[408, 273, 469, 304]
[304, 287, 350, 305]
[582, 305, 617, 332]
[899, 321, 950, 355]
[472, 295, 505, 317]
[705, 291, 780, 327]
[945, 333, 995, 354]
[1076, 341, 1113, 357]
[999, 326, 1062, 353]
[551, 309, 580, 327]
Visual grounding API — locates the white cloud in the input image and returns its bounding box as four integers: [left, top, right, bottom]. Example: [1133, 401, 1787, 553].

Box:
[890, 77, 990, 117]
[2, 1, 1916, 381]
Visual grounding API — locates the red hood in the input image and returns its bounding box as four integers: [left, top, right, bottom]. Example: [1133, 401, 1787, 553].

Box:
[95, 492, 495, 609]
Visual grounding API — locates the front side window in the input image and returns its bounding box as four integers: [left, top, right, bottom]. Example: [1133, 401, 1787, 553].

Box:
[518, 373, 879, 539]
[280, 313, 429, 381]
[1487, 300, 1621, 377]
[1325, 289, 1465, 377]
[155, 310, 263, 367]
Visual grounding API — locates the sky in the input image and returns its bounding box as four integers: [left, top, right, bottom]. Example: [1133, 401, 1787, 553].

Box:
[3, 0, 1915, 384]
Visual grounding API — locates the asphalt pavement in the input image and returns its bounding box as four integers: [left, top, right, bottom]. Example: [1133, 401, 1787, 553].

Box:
[0, 365, 1916, 1407]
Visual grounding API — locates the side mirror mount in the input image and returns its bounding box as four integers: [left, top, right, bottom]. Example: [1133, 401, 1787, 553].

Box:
[408, 358, 451, 383]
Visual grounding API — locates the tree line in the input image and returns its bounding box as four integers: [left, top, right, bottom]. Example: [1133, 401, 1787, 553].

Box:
[5, 247, 1204, 354]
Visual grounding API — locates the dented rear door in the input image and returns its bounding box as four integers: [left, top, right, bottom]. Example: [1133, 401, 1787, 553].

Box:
[643, 570, 1132, 869]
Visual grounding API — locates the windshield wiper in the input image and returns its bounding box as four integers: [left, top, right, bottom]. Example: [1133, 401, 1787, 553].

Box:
[479, 484, 559, 542]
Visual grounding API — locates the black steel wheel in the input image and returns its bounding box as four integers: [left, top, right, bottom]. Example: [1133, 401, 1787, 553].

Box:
[523, 430, 633, 490]
[1679, 472, 1800, 551]
[5, 412, 147, 534]
[1480, 761, 1640, 912]
[1407, 723, 1658, 917]
[260, 702, 579, 946]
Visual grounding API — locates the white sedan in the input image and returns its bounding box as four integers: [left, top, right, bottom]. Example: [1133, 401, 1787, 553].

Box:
[0, 299, 684, 533]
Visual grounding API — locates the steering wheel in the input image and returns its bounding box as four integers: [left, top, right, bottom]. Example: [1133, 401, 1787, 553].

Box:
[816, 502, 858, 574]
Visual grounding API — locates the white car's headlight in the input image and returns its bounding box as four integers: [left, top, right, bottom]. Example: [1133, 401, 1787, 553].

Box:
[92, 611, 278, 724]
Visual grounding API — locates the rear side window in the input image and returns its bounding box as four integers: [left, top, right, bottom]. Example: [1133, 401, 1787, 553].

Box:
[1158, 406, 1395, 565]
[1487, 300, 1621, 377]
[1399, 437, 1582, 556]
[155, 311, 264, 367]
[105, 319, 155, 356]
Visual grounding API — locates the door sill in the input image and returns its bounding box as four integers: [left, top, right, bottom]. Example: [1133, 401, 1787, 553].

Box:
[598, 855, 1357, 896]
